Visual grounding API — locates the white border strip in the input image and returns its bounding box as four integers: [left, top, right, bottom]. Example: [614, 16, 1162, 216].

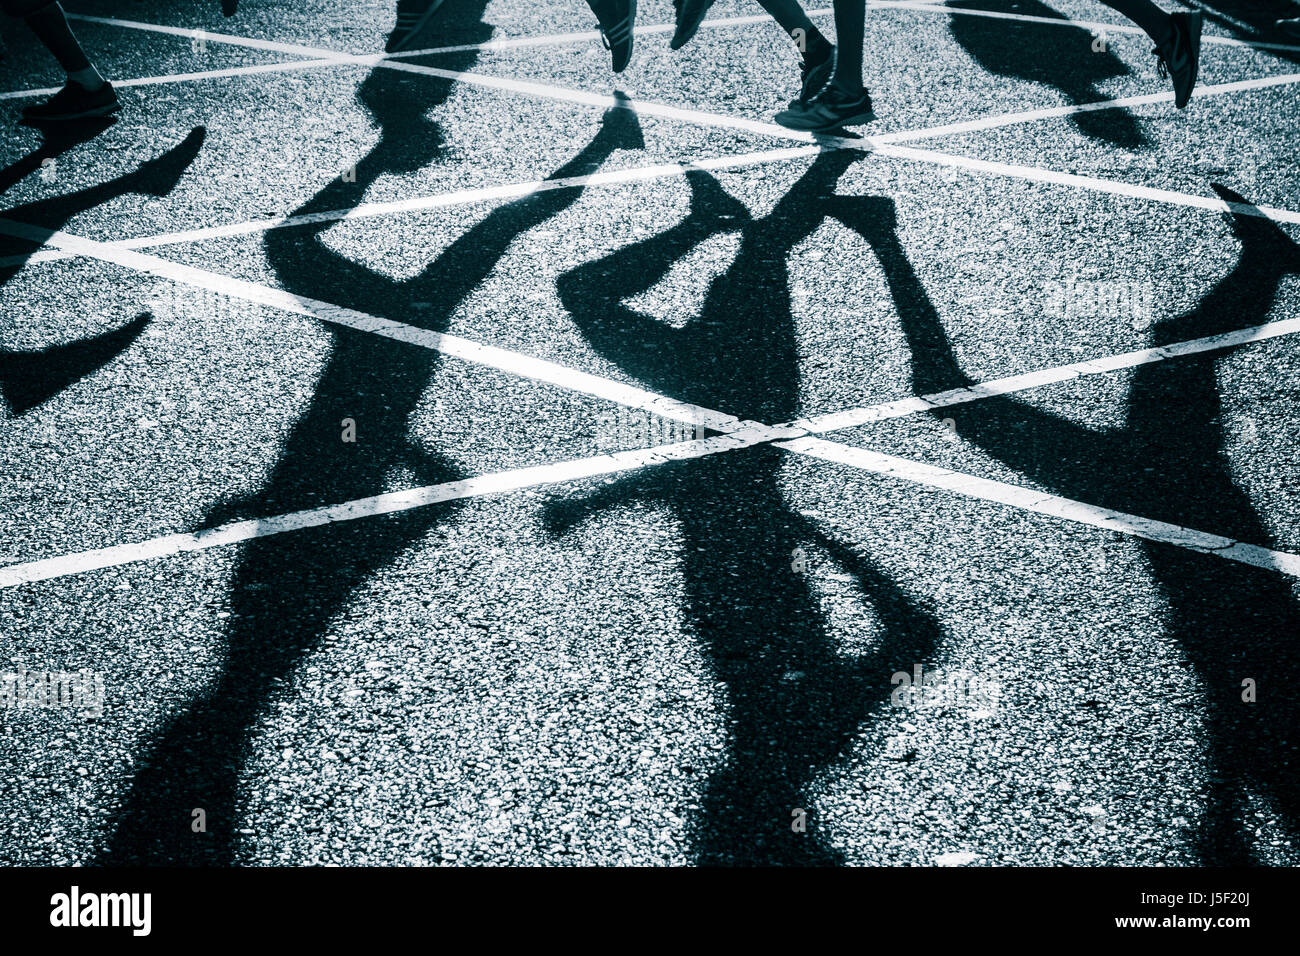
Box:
[0, 422, 803, 589]
[0, 58, 339, 102]
[6, 69, 1297, 272]
[782, 436, 1300, 577]
[794, 315, 1300, 434]
[4, 208, 1300, 585]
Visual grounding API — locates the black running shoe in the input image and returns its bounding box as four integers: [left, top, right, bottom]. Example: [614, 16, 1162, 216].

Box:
[775, 83, 873, 133]
[220, 0, 239, 16]
[1277, 17, 1300, 41]
[1154, 11, 1201, 109]
[671, 0, 715, 51]
[588, 0, 636, 73]
[21, 81, 119, 123]
[788, 46, 835, 109]
[385, 0, 447, 54]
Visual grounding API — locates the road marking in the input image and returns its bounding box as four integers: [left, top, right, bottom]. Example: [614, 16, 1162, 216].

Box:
[67, 12, 1300, 158]
[781, 437, 1300, 578]
[0, 422, 804, 589]
[6, 402, 1299, 586]
[876, 142, 1300, 226]
[793, 316, 1300, 435]
[5, 15, 1297, 585]
[870, 0, 1300, 55]
[0, 58, 339, 101]
[66, 3, 1300, 67]
[1, 146, 827, 269]
[0, 10, 834, 102]
[0, 217, 742, 432]
[10, 208, 1300, 448]
[387, 9, 836, 57]
[870, 71, 1300, 145]
[7, 65, 1296, 272]
[4, 209, 1300, 586]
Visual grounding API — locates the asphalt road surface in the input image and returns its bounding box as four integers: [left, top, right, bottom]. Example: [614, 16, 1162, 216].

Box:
[1, 0, 1298, 866]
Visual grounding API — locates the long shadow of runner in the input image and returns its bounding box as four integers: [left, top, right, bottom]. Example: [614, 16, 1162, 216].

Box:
[948, 0, 1148, 149]
[98, 37, 648, 862]
[550, 151, 947, 865]
[841, 184, 1300, 863]
[0, 125, 204, 416]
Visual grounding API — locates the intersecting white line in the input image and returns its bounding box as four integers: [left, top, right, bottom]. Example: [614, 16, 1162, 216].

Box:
[65, 2, 1300, 64]
[875, 142, 1300, 226]
[64, 10, 1300, 152]
[781, 437, 1300, 578]
[0, 58, 340, 101]
[791, 314, 1300, 434]
[0, 424, 798, 589]
[3, 9, 828, 102]
[18, 0, 1300, 107]
[872, 0, 1300, 55]
[1, 146, 826, 269]
[2, 212, 1299, 586]
[0, 217, 741, 432]
[2, 9, 1294, 587]
[6, 69, 1297, 273]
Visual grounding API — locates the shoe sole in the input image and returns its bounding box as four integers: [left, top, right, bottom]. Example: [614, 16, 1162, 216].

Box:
[387, 0, 447, 53]
[809, 107, 875, 134]
[24, 101, 121, 123]
[670, 1, 712, 50]
[776, 103, 874, 133]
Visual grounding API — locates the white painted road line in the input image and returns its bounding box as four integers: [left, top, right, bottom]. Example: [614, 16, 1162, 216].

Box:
[0, 58, 340, 102]
[5, 207, 1300, 585]
[67, 3, 1300, 65]
[871, 72, 1300, 146]
[8, 66, 1297, 272]
[387, 9, 837, 58]
[0, 422, 802, 589]
[871, 0, 1300, 55]
[2, 146, 827, 269]
[781, 436, 1300, 578]
[68, 11, 1300, 160]
[11, 202, 1300, 450]
[0, 216, 743, 434]
[6, 404, 1299, 587]
[793, 316, 1300, 435]
[877, 143, 1300, 226]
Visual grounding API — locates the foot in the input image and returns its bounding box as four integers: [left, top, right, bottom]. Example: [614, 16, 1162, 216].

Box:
[134, 127, 208, 197]
[385, 0, 447, 54]
[1277, 17, 1300, 41]
[1154, 11, 1201, 109]
[789, 45, 835, 109]
[21, 81, 119, 123]
[670, 0, 715, 51]
[589, 0, 637, 73]
[220, 0, 239, 16]
[601, 91, 645, 151]
[775, 83, 874, 134]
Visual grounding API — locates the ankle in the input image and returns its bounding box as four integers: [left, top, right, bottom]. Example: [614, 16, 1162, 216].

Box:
[799, 30, 833, 64]
[1155, 14, 1176, 49]
[830, 76, 864, 98]
[68, 66, 106, 91]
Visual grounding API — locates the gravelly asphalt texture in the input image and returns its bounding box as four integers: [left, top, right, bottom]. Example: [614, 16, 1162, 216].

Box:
[1, 0, 1297, 866]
